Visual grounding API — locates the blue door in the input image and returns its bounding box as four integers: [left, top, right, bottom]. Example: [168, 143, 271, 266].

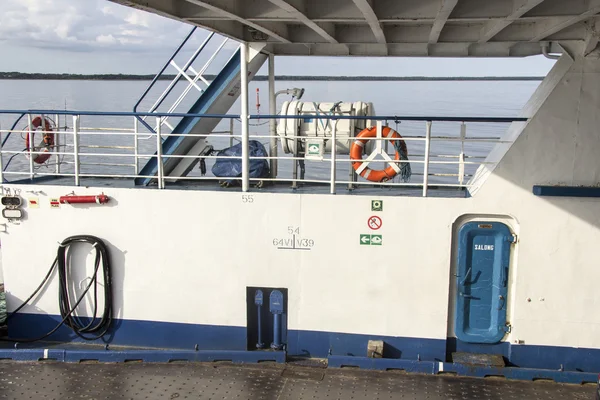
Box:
[455, 222, 513, 344]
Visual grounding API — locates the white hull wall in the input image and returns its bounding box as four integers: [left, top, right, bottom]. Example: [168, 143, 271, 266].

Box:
[474, 53, 600, 349]
[2, 53, 600, 352]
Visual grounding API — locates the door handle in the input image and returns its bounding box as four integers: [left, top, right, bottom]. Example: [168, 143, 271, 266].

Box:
[460, 292, 474, 299]
[459, 267, 472, 287]
[498, 295, 505, 310]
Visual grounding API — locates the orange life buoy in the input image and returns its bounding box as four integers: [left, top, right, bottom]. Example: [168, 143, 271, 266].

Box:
[350, 126, 409, 182]
[25, 116, 54, 164]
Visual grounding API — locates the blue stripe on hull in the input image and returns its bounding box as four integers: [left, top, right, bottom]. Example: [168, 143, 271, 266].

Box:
[8, 313, 600, 374]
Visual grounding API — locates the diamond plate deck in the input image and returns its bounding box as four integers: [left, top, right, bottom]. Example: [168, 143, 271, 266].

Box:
[0, 362, 593, 400]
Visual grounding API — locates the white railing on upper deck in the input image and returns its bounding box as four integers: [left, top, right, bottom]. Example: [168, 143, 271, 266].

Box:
[0, 110, 525, 197]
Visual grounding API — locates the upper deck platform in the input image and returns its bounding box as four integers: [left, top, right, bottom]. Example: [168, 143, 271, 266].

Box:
[110, 0, 600, 57]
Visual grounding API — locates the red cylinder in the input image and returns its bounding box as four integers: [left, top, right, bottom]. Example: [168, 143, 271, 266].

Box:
[59, 195, 110, 205]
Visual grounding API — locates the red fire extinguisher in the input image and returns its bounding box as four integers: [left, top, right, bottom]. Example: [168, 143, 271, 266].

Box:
[59, 194, 110, 205]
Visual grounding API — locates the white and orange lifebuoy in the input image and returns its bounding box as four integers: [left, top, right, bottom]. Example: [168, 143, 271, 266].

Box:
[25, 116, 55, 164]
[350, 126, 409, 183]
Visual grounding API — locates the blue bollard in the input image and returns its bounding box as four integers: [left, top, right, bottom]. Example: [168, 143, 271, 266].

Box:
[269, 290, 284, 350]
[255, 290, 264, 349]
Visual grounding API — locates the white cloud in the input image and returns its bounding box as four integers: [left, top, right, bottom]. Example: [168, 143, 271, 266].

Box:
[96, 34, 117, 45]
[0, 0, 191, 52]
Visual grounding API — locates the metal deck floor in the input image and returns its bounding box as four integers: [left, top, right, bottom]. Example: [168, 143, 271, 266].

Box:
[7, 176, 467, 198]
[0, 362, 593, 400]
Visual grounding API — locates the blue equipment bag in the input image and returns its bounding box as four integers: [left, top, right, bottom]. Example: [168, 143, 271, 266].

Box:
[211, 140, 270, 186]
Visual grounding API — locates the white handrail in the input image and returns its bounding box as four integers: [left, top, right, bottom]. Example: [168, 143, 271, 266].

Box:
[422, 121, 432, 197]
[0, 113, 517, 195]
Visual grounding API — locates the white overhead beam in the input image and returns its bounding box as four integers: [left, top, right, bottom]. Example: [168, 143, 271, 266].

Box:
[429, 0, 458, 44]
[531, 1, 600, 42]
[584, 20, 600, 55]
[183, 0, 291, 43]
[267, 0, 338, 43]
[351, 0, 386, 44]
[479, 0, 546, 43]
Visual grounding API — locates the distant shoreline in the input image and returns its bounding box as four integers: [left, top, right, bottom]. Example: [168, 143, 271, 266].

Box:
[0, 72, 544, 82]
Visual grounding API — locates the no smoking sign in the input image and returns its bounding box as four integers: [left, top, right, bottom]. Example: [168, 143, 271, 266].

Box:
[367, 216, 382, 230]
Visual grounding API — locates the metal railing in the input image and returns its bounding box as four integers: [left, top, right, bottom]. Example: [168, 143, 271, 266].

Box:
[0, 109, 527, 197]
[133, 27, 238, 134]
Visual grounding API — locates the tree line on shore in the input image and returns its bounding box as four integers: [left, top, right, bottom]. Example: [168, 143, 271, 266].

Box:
[0, 72, 544, 81]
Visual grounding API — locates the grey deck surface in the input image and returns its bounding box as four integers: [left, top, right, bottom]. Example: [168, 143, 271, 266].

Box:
[0, 362, 593, 400]
[9, 176, 467, 198]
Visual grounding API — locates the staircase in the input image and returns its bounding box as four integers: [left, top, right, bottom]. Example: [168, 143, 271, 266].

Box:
[134, 27, 267, 186]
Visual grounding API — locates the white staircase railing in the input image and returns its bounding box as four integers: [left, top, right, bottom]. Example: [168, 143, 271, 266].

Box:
[132, 27, 239, 135]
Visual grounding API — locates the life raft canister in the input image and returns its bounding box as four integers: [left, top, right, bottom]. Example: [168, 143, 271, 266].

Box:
[350, 126, 409, 182]
[25, 116, 55, 164]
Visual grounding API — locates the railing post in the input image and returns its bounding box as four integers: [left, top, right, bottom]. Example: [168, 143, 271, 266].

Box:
[134, 117, 139, 176]
[72, 115, 80, 186]
[156, 117, 164, 189]
[27, 114, 35, 180]
[459, 122, 466, 185]
[240, 42, 250, 192]
[268, 54, 277, 178]
[229, 118, 234, 148]
[330, 119, 337, 194]
[422, 121, 432, 197]
[55, 113, 60, 175]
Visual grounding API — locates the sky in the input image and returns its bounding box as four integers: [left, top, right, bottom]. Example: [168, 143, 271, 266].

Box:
[0, 0, 557, 76]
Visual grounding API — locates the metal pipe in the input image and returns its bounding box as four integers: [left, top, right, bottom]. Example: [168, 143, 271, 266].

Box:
[269, 290, 284, 351]
[330, 119, 337, 194]
[134, 118, 139, 176]
[257, 305, 264, 348]
[255, 289, 264, 349]
[0, 110, 528, 123]
[542, 42, 561, 60]
[55, 113, 61, 175]
[272, 313, 282, 349]
[156, 117, 164, 189]
[240, 43, 250, 192]
[27, 114, 34, 180]
[459, 123, 466, 185]
[72, 115, 80, 186]
[159, 38, 230, 128]
[229, 118, 234, 148]
[422, 121, 432, 197]
[268, 54, 277, 178]
[133, 27, 198, 113]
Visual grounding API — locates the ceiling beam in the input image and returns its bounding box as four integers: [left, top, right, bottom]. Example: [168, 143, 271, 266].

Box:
[479, 0, 546, 43]
[351, 0, 386, 44]
[267, 0, 338, 43]
[429, 0, 458, 44]
[530, 2, 600, 42]
[583, 19, 600, 55]
[183, 0, 291, 43]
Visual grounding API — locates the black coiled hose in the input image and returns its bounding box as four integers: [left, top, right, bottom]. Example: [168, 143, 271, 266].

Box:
[5, 235, 113, 342]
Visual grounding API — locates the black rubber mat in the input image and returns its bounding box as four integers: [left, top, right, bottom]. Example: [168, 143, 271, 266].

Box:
[0, 361, 594, 399]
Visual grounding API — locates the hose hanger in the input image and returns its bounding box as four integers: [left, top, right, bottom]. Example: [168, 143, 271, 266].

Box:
[3, 235, 113, 342]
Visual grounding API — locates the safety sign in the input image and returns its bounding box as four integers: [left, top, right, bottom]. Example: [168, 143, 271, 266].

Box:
[371, 200, 383, 212]
[307, 144, 321, 155]
[367, 216, 382, 230]
[360, 234, 383, 246]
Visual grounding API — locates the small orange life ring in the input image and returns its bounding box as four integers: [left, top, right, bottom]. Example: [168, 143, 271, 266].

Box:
[25, 116, 54, 164]
[350, 126, 409, 182]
